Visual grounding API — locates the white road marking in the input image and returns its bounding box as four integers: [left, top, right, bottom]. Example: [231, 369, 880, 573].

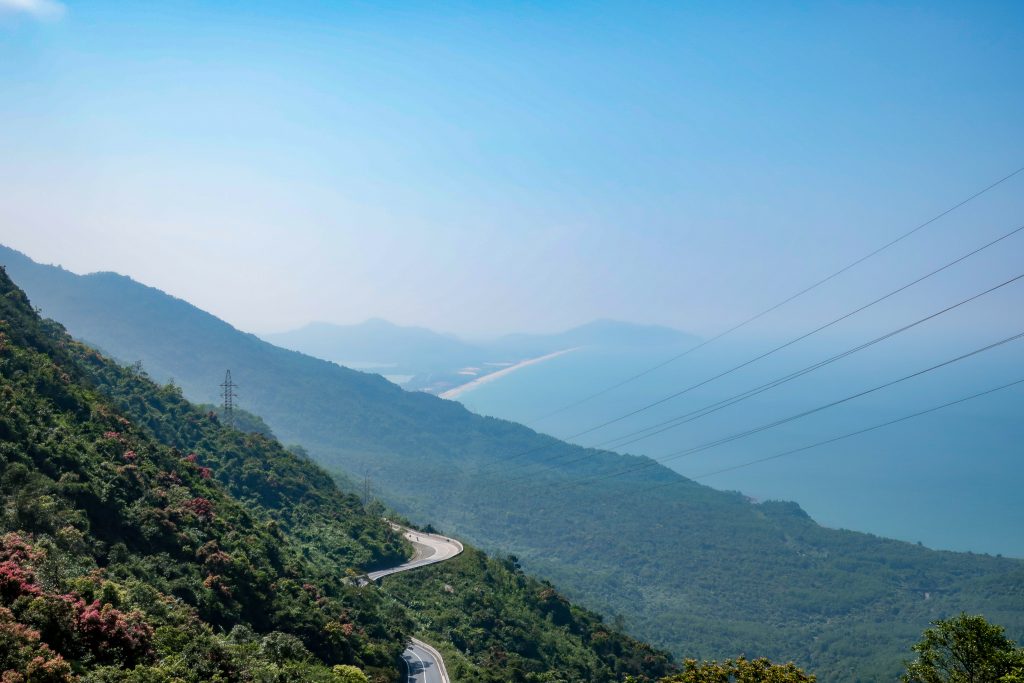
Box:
[406, 646, 425, 683]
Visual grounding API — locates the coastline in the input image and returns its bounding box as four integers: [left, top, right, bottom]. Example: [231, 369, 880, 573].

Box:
[439, 347, 578, 399]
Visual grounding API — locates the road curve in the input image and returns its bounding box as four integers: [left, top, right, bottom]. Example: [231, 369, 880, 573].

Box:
[367, 523, 463, 582]
[366, 523, 462, 683]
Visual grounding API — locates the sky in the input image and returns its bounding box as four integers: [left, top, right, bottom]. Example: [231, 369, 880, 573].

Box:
[1, 0, 1023, 338]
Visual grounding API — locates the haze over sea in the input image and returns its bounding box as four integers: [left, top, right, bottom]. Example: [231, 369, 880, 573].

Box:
[451, 333, 1024, 560]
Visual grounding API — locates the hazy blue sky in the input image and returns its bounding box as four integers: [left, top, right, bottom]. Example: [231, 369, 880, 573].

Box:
[1, 1, 1022, 337]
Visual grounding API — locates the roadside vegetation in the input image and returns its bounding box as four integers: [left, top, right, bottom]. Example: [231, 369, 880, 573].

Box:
[383, 546, 673, 682]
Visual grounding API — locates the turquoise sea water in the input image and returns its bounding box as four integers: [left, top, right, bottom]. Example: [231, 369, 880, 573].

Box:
[452, 333, 1024, 558]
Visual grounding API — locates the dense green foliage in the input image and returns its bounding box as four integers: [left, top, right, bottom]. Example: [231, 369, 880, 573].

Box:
[381, 544, 672, 682]
[641, 657, 815, 683]
[902, 613, 1024, 683]
[194, 404, 278, 440]
[0, 268, 414, 680]
[4, 245, 1024, 681]
[632, 616, 1024, 683]
[0, 266, 674, 682]
[73, 366, 410, 581]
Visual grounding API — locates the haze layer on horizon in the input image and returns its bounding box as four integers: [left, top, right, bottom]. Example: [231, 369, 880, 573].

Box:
[1, 1, 1023, 338]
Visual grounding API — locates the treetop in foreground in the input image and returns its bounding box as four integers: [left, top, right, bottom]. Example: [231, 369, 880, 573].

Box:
[902, 613, 1024, 683]
[631, 657, 815, 683]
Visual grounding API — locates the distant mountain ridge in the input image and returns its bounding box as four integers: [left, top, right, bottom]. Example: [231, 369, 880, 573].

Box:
[3, 242, 1022, 681]
[264, 314, 698, 393]
[0, 244, 695, 395]
[264, 318, 486, 375]
[490, 318, 699, 354]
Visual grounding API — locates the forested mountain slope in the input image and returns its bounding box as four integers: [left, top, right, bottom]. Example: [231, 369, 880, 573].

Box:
[0, 266, 674, 682]
[382, 535, 673, 682]
[0, 267, 412, 680]
[3, 245, 1022, 681]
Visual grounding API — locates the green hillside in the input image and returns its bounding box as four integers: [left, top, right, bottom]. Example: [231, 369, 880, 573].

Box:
[381, 541, 672, 682]
[0, 266, 675, 682]
[3, 245, 1023, 681]
[0, 267, 412, 680]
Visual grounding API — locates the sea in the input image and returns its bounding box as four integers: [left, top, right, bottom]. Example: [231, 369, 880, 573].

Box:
[449, 332, 1024, 559]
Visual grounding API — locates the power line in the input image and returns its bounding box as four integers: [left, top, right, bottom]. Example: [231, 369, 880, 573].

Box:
[526, 165, 1024, 427]
[542, 378, 1024, 501]
[506, 330, 1024, 492]
[505, 270, 1024, 481]
[500, 219, 1024, 466]
[595, 272, 1024, 451]
[556, 224, 1024, 444]
[576, 330, 1024, 488]
[668, 378, 1024, 486]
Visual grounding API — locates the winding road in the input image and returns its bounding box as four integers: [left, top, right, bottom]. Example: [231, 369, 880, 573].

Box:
[366, 523, 463, 683]
[367, 524, 463, 582]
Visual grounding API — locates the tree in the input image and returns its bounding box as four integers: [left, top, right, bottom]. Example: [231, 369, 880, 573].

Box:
[331, 664, 369, 683]
[1000, 667, 1024, 683]
[903, 613, 1024, 683]
[637, 657, 815, 682]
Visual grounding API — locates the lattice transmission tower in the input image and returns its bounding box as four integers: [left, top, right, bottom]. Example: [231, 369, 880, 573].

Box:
[362, 470, 373, 508]
[220, 370, 238, 427]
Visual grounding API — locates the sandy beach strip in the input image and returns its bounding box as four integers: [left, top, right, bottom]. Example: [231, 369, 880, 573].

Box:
[440, 348, 578, 399]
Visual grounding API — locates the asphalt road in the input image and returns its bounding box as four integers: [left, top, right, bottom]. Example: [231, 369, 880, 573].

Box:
[402, 638, 449, 683]
[366, 524, 462, 683]
[366, 524, 463, 582]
